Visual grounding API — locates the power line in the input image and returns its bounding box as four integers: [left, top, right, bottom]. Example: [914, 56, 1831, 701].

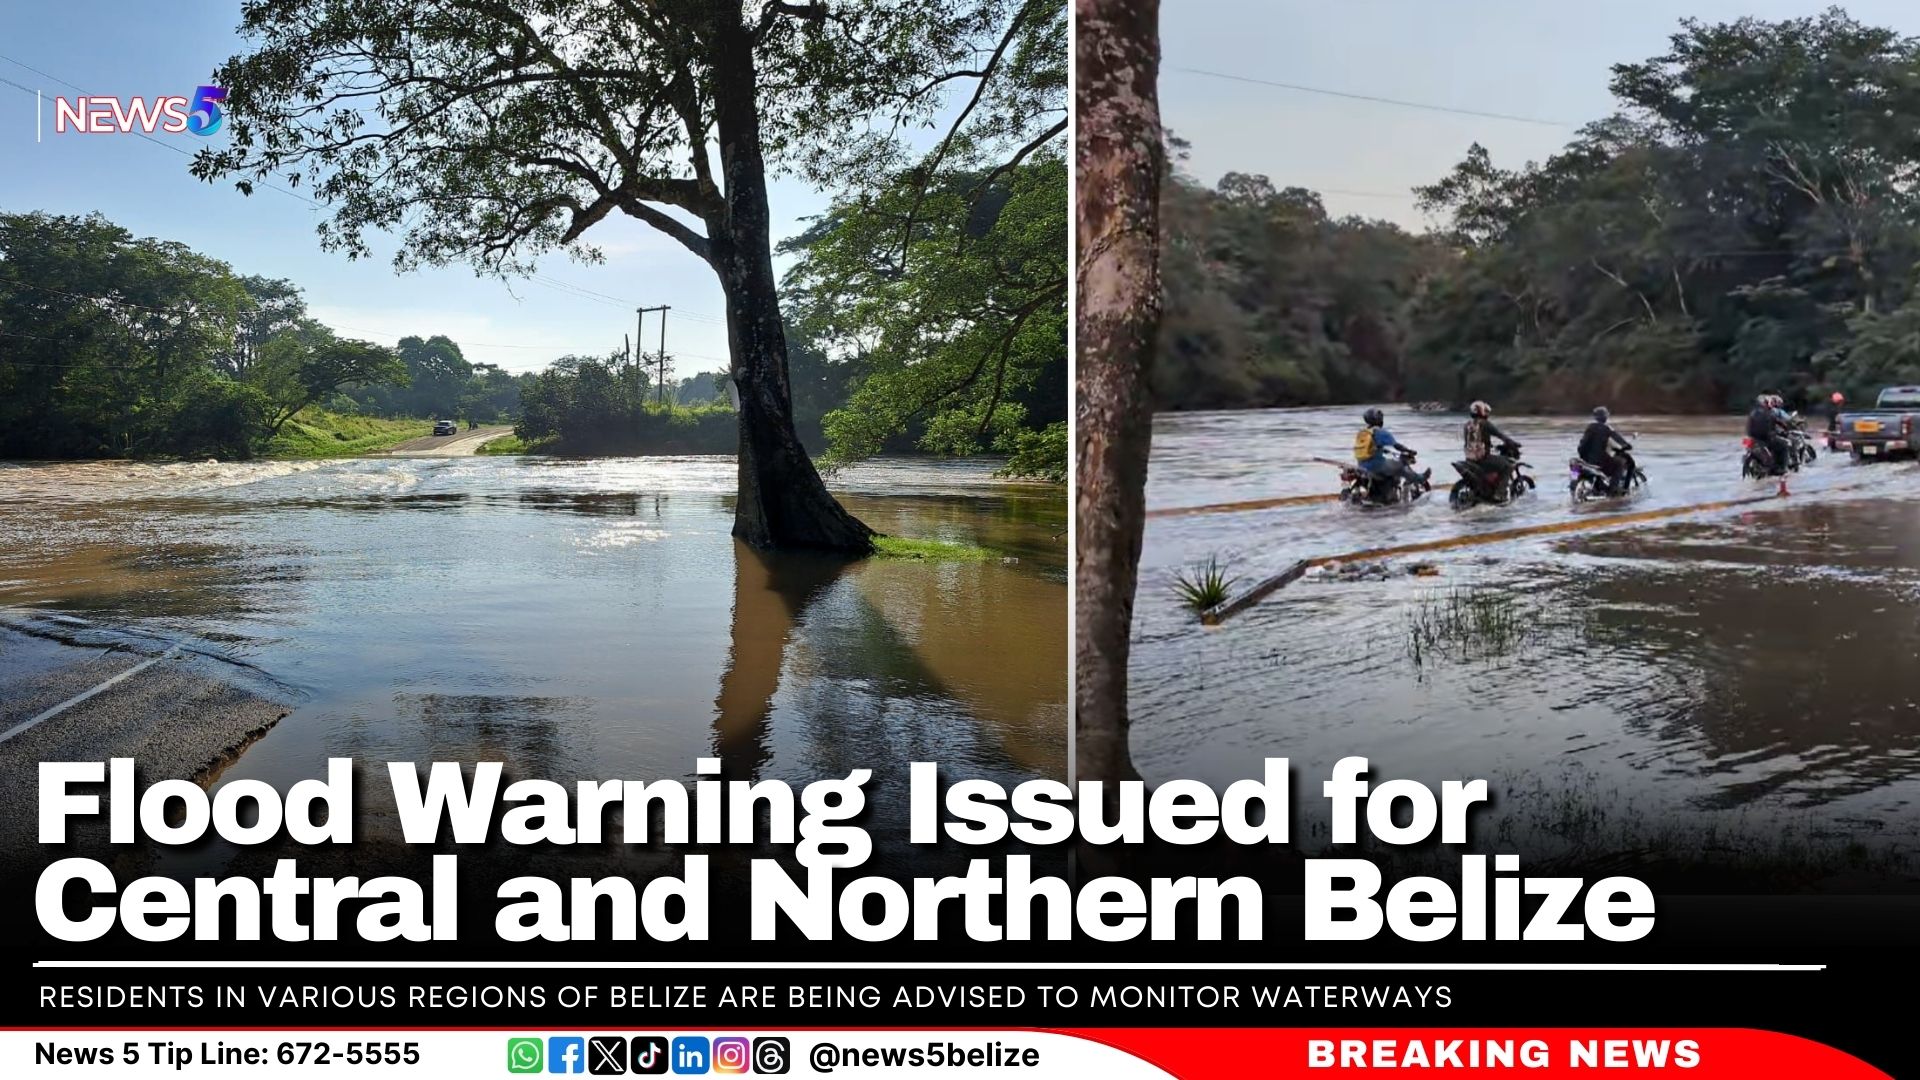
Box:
[528, 273, 727, 325]
[0, 51, 77, 92]
[0, 278, 707, 358]
[530, 274, 635, 307]
[1313, 186, 1420, 201]
[1170, 66, 1579, 129]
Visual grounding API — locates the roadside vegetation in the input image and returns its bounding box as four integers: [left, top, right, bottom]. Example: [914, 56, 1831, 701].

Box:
[1, 202, 1064, 476]
[477, 434, 532, 456]
[1159, 10, 1920, 416]
[0, 213, 528, 461]
[264, 409, 432, 459]
[514, 360, 738, 455]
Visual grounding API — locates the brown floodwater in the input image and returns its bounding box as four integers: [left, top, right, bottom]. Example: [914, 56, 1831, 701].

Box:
[1134, 407, 1920, 869]
[0, 454, 1066, 864]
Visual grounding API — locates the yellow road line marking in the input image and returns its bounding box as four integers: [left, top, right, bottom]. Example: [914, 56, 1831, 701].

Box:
[1148, 492, 1339, 519]
[1197, 480, 1885, 625]
[1300, 491, 1785, 569]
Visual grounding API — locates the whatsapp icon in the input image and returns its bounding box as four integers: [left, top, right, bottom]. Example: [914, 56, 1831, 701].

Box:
[507, 1038, 544, 1073]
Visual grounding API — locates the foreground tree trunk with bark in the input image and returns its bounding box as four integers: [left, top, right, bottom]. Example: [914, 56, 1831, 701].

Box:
[709, 15, 875, 553]
[1074, 0, 1163, 784]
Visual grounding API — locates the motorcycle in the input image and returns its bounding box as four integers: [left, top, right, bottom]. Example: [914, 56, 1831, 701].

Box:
[1340, 448, 1431, 507]
[1741, 435, 1803, 479]
[1786, 418, 1818, 468]
[1568, 449, 1646, 502]
[1448, 441, 1536, 508]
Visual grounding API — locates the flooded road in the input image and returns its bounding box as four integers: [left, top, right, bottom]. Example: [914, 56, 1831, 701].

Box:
[1136, 407, 1920, 875]
[0, 454, 1066, 863]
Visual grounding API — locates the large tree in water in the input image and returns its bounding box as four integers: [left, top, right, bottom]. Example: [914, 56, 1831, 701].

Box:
[197, 0, 1023, 552]
[1074, 0, 1161, 782]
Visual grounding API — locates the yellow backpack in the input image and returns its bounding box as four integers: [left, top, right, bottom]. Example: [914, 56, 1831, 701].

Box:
[1354, 427, 1377, 462]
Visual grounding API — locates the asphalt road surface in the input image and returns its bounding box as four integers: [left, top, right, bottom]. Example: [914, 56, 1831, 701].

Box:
[383, 424, 515, 456]
[0, 621, 290, 860]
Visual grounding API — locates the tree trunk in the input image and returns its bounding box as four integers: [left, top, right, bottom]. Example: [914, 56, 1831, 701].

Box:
[707, 12, 874, 554]
[1074, 0, 1162, 784]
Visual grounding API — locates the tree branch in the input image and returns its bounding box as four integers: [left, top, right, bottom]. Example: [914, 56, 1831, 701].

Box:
[757, 2, 831, 39]
[1589, 258, 1656, 323]
[963, 118, 1067, 203]
[561, 193, 621, 244]
[891, 0, 1039, 271]
[911, 281, 1061, 421]
[617, 198, 712, 262]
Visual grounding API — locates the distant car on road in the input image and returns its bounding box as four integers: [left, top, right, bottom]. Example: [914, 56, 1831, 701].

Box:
[433, 419, 458, 436]
[1832, 386, 1920, 461]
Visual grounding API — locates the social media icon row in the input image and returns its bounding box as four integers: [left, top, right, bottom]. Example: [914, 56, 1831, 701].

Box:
[508, 1035, 788, 1075]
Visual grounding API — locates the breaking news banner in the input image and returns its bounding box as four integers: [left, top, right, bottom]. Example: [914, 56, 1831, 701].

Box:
[0, 1030, 1895, 1078]
[6, 0, 1920, 1078]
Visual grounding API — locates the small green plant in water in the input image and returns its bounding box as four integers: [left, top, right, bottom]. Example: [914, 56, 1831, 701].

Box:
[1405, 585, 1536, 667]
[873, 536, 995, 561]
[1172, 554, 1237, 612]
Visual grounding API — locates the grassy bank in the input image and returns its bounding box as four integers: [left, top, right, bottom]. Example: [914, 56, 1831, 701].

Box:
[873, 536, 996, 561]
[264, 409, 433, 459]
[479, 434, 546, 455]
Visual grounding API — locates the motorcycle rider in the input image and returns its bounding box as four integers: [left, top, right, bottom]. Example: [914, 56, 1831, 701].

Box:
[1461, 400, 1519, 500]
[1578, 407, 1633, 494]
[1825, 391, 1846, 433]
[1355, 407, 1427, 493]
[1747, 394, 1791, 476]
[1773, 394, 1808, 461]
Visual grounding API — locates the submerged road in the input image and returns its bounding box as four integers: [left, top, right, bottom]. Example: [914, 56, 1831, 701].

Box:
[0, 621, 289, 858]
[0, 453, 1065, 869]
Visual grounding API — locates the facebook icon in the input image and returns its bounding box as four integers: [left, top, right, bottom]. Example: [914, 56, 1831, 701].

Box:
[670, 1036, 709, 1075]
[548, 1037, 586, 1074]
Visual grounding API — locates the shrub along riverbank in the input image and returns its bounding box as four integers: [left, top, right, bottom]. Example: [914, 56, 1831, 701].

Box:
[515, 391, 740, 457]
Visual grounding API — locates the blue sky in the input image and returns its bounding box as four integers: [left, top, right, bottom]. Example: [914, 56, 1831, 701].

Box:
[1162, 1, 1920, 230]
[0, 3, 888, 375]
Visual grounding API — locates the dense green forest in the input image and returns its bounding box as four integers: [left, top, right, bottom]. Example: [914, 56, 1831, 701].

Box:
[780, 156, 1068, 479]
[0, 212, 533, 459]
[0, 212, 395, 458]
[350, 334, 525, 423]
[513, 353, 736, 454]
[1, 178, 1067, 471]
[1161, 9, 1920, 415]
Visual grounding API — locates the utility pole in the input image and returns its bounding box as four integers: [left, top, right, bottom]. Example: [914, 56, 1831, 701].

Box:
[624, 333, 636, 403]
[636, 304, 671, 406]
[656, 305, 672, 405]
[634, 308, 646, 404]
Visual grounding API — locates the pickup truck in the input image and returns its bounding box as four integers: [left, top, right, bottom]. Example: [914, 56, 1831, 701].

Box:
[1831, 386, 1920, 461]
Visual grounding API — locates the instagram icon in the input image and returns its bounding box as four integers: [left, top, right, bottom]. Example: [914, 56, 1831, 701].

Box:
[712, 1037, 750, 1074]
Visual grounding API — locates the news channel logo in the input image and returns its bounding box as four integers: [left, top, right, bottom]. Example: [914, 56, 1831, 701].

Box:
[509, 1036, 787, 1075]
[48, 87, 227, 136]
